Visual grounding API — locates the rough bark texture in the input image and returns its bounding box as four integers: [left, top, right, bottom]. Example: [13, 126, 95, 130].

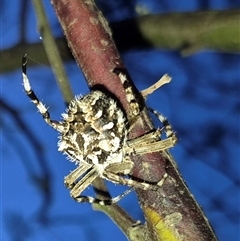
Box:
[50, 0, 218, 240]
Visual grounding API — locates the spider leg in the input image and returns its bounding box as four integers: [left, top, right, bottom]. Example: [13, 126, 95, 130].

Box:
[127, 128, 162, 146]
[147, 106, 175, 139]
[22, 54, 66, 132]
[127, 107, 177, 155]
[113, 68, 140, 118]
[64, 162, 93, 189]
[103, 169, 168, 191]
[75, 187, 133, 205]
[105, 160, 134, 175]
[65, 164, 134, 205]
[140, 74, 171, 99]
[67, 166, 98, 199]
[128, 136, 177, 155]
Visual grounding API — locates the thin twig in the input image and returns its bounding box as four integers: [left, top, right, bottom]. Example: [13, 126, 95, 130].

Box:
[32, 0, 73, 103]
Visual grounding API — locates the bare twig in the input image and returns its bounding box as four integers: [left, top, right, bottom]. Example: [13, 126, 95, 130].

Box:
[32, 0, 73, 103]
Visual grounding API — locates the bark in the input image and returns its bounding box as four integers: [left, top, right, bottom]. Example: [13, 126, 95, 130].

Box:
[47, 0, 218, 240]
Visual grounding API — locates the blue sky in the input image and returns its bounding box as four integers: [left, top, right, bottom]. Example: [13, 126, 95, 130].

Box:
[1, 1, 240, 241]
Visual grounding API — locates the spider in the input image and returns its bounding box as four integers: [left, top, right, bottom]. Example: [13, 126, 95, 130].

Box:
[22, 54, 177, 205]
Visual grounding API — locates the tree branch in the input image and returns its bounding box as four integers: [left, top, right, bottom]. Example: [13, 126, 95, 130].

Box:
[32, 0, 73, 103]
[123, 9, 240, 55]
[1, 9, 239, 73]
[35, 0, 218, 240]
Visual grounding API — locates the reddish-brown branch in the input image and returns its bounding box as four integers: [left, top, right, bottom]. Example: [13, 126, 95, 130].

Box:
[51, 0, 218, 240]
[51, 0, 134, 112]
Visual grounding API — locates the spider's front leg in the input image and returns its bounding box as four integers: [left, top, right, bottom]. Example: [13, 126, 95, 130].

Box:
[22, 54, 66, 133]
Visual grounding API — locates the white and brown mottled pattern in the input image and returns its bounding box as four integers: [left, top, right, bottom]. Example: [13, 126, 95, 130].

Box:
[22, 54, 177, 205]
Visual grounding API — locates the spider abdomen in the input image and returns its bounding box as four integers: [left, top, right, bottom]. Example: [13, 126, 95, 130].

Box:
[58, 90, 127, 166]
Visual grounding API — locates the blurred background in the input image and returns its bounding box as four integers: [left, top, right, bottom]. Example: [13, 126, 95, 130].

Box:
[1, 1, 240, 240]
